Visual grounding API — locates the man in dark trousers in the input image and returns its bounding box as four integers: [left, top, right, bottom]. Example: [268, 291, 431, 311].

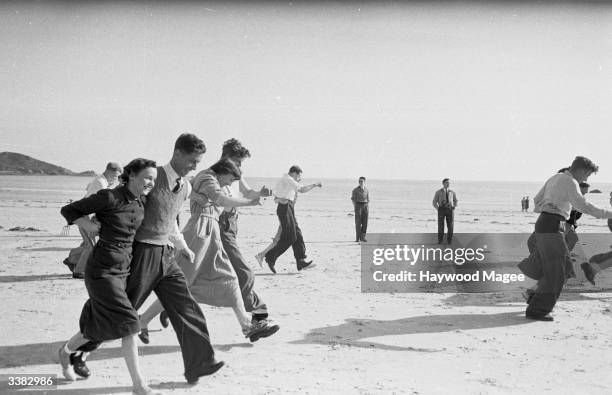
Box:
[519, 156, 612, 321]
[351, 176, 369, 242]
[218, 138, 274, 323]
[432, 178, 458, 244]
[71, 134, 223, 385]
[265, 165, 322, 273]
[127, 133, 223, 384]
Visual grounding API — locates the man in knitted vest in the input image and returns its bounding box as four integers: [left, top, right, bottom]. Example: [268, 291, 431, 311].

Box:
[126, 133, 224, 384]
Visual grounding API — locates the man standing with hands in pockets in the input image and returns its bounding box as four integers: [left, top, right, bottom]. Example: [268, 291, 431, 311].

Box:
[351, 176, 369, 242]
[432, 178, 458, 244]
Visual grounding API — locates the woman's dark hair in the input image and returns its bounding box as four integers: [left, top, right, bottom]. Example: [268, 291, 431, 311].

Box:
[210, 158, 242, 180]
[120, 158, 157, 184]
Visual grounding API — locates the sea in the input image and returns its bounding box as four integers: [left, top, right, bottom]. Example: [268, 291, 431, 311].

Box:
[2, 175, 612, 237]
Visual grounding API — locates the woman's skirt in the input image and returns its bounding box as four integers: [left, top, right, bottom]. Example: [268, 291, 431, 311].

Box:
[179, 213, 241, 308]
[79, 241, 140, 342]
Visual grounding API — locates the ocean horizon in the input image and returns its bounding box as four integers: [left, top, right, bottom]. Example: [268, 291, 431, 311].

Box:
[2, 175, 612, 236]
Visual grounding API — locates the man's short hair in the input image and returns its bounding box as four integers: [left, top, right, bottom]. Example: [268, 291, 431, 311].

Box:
[222, 138, 251, 159]
[570, 156, 599, 174]
[210, 158, 242, 180]
[442, 178, 449, 184]
[289, 165, 302, 174]
[174, 133, 206, 155]
[359, 176, 366, 182]
[105, 162, 122, 172]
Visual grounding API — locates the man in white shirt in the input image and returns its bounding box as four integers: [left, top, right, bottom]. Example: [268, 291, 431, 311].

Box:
[519, 156, 612, 321]
[64, 162, 123, 278]
[264, 165, 322, 273]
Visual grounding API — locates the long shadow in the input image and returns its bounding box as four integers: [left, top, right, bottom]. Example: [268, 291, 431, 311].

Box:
[0, 341, 250, 369]
[5, 381, 196, 395]
[2, 384, 135, 395]
[17, 247, 72, 252]
[254, 272, 299, 277]
[443, 288, 612, 307]
[292, 311, 530, 352]
[0, 274, 72, 283]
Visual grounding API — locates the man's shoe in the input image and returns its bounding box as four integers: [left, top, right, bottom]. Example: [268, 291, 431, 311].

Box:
[72, 272, 84, 279]
[185, 360, 225, 384]
[266, 257, 276, 274]
[58, 343, 76, 381]
[244, 320, 280, 342]
[159, 311, 170, 328]
[360, 238, 368, 242]
[70, 353, 90, 378]
[525, 312, 554, 322]
[297, 260, 313, 271]
[581, 262, 596, 285]
[138, 327, 150, 344]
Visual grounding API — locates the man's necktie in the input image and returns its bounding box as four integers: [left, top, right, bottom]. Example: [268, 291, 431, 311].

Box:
[445, 189, 449, 204]
[172, 177, 181, 193]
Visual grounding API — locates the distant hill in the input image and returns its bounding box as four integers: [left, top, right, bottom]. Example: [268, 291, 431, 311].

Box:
[0, 152, 94, 176]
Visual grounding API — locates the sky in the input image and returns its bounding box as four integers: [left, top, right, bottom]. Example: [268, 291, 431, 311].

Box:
[1, 1, 611, 182]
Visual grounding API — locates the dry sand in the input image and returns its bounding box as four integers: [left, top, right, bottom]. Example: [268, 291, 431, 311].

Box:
[2, 206, 612, 394]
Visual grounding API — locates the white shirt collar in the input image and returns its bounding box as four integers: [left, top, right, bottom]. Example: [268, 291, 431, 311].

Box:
[163, 163, 182, 185]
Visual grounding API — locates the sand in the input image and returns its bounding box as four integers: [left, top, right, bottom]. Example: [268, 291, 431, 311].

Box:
[2, 203, 612, 394]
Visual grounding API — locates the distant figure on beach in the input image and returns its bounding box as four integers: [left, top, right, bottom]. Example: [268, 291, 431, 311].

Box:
[525, 196, 529, 211]
[518, 157, 612, 321]
[582, 191, 612, 284]
[58, 158, 159, 394]
[264, 165, 322, 273]
[137, 159, 279, 345]
[63, 162, 122, 278]
[351, 176, 369, 242]
[432, 178, 458, 244]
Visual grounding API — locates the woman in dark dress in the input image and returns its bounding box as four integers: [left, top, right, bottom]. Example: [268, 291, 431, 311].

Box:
[58, 158, 159, 395]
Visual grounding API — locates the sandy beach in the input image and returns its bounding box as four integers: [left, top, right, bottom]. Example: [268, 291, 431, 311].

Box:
[2, 195, 612, 395]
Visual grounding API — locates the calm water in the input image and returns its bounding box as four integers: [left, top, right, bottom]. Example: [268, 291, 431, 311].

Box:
[1, 175, 612, 233]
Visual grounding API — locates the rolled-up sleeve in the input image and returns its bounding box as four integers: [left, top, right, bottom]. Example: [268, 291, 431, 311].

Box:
[61, 189, 113, 224]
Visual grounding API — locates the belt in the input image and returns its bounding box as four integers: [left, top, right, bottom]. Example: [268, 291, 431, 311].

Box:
[540, 212, 565, 222]
[98, 238, 132, 248]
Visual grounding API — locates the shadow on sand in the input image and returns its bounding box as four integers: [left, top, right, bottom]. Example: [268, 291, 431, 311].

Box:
[0, 341, 250, 369]
[2, 381, 196, 395]
[17, 247, 72, 252]
[292, 311, 531, 352]
[443, 288, 612, 307]
[0, 274, 73, 283]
